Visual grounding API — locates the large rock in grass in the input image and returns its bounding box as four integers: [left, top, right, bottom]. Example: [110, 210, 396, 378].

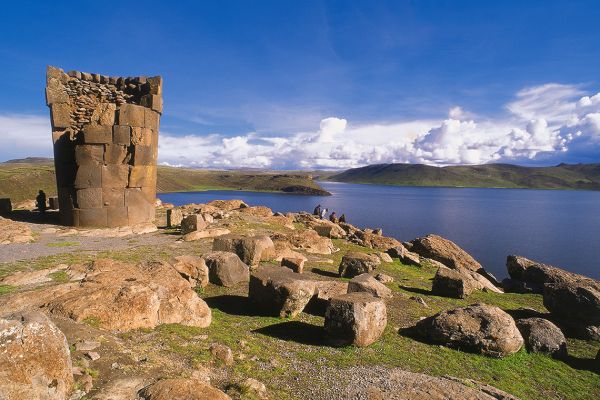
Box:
[249, 266, 317, 318]
[410, 234, 483, 273]
[139, 378, 230, 400]
[432, 266, 502, 298]
[171, 255, 209, 287]
[0, 312, 74, 399]
[181, 214, 208, 234]
[387, 244, 421, 266]
[202, 251, 250, 287]
[324, 292, 387, 347]
[338, 252, 381, 278]
[347, 273, 392, 299]
[516, 317, 567, 357]
[415, 303, 523, 357]
[543, 281, 600, 340]
[307, 219, 346, 239]
[206, 199, 248, 211]
[349, 230, 402, 251]
[212, 234, 275, 266]
[48, 259, 211, 331]
[288, 229, 336, 254]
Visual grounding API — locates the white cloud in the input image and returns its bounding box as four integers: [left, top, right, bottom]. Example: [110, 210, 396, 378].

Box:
[2, 82, 600, 168]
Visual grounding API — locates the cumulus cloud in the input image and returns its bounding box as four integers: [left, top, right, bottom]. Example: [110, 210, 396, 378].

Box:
[2, 83, 600, 168]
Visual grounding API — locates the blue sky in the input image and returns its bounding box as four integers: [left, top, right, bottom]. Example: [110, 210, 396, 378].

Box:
[1, 0, 600, 168]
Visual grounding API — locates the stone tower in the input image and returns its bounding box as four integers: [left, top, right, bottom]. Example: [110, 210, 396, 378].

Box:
[45, 66, 162, 227]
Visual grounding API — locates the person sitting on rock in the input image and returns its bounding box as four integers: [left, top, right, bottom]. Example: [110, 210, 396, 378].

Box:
[329, 211, 339, 223]
[339, 214, 346, 223]
[36, 190, 47, 214]
[320, 208, 328, 220]
[313, 204, 322, 216]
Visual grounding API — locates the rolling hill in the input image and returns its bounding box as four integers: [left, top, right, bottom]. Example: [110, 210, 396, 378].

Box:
[329, 163, 600, 190]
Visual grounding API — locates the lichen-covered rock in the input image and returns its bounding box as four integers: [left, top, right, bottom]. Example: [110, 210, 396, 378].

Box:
[139, 378, 231, 400]
[324, 292, 387, 347]
[212, 234, 275, 266]
[171, 255, 209, 287]
[202, 251, 250, 287]
[415, 303, 523, 357]
[338, 251, 381, 278]
[347, 273, 392, 299]
[0, 312, 74, 400]
[516, 317, 567, 357]
[47, 259, 211, 331]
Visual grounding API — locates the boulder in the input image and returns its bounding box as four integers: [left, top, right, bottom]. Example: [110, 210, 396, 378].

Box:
[206, 199, 248, 211]
[47, 259, 211, 331]
[139, 378, 230, 400]
[543, 281, 600, 339]
[409, 234, 482, 273]
[432, 266, 502, 298]
[347, 273, 393, 299]
[338, 252, 381, 278]
[171, 255, 209, 287]
[288, 229, 336, 254]
[270, 238, 308, 261]
[349, 230, 401, 250]
[181, 214, 208, 234]
[249, 266, 317, 318]
[212, 234, 275, 266]
[240, 378, 268, 399]
[516, 317, 567, 357]
[375, 273, 394, 284]
[415, 303, 523, 357]
[387, 245, 421, 266]
[209, 343, 234, 366]
[324, 292, 387, 347]
[166, 208, 183, 228]
[314, 280, 349, 301]
[378, 252, 394, 263]
[202, 251, 250, 287]
[307, 219, 346, 239]
[182, 228, 231, 241]
[238, 205, 273, 217]
[0, 312, 74, 400]
[281, 257, 305, 273]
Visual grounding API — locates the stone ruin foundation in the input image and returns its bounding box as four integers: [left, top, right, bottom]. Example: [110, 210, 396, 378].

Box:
[45, 66, 162, 227]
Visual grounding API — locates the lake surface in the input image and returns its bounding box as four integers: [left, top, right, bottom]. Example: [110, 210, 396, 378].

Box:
[159, 182, 600, 280]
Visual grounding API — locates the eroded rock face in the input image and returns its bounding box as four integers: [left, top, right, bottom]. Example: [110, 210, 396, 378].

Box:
[139, 378, 231, 400]
[47, 259, 211, 331]
[347, 273, 393, 299]
[415, 303, 523, 357]
[202, 251, 250, 287]
[516, 317, 567, 357]
[338, 252, 381, 278]
[249, 266, 317, 318]
[0, 312, 74, 400]
[410, 234, 482, 273]
[212, 234, 275, 266]
[171, 255, 209, 287]
[324, 292, 387, 347]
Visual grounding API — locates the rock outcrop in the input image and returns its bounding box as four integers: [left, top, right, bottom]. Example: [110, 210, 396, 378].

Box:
[139, 378, 231, 400]
[324, 292, 387, 347]
[410, 234, 481, 272]
[338, 252, 381, 278]
[415, 303, 523, 357]
[0, 312, 74, 400]
[48, 259, 211, 331]
[516, 317, 567, 357]
[202, 251, 250, 287]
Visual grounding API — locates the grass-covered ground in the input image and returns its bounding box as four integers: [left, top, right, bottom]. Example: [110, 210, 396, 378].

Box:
[1, 224, 598, 400]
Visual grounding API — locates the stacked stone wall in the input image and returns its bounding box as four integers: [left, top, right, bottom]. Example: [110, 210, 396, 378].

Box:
[45, 66, 162, 227]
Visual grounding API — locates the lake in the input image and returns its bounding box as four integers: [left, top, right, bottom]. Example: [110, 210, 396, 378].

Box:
[158, 182, 600, 280]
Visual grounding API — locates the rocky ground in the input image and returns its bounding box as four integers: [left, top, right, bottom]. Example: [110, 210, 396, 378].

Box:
[0, 201, 598, 400]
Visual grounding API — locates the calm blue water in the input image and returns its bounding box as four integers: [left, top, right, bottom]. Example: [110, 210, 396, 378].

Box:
[159, 182, 600, 280]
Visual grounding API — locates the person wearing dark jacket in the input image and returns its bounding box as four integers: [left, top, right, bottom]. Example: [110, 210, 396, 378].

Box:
[329, 211, 339, 223]
[313, 204, 322, 216]
[339, 214, 346, 223]
[36, 190, 47, 214]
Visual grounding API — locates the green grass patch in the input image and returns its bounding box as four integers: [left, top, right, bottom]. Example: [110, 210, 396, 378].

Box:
[46, 241, 80, 248]
[0, 284, 16, 295]
[49, 270, 70, 283]
[82, 316, 102, 328]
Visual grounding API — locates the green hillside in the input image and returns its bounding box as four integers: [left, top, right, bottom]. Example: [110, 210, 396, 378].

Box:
[0, 161, 329, 202]
[329, 163, 600, 190]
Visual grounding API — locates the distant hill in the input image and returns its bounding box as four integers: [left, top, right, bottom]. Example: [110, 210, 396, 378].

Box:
[328, 163, 600, 190]
[2, 157, 54, 164]
[0, 161, 329, 202]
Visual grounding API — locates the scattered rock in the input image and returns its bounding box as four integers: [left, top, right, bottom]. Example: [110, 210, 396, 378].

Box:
[171, 255, 210, 287]
[210, 343, 234, 366]
[348, 230, 401, 250]
[375, 273, 394, 284]
[74, 340, 100, 352]
[166, 208, 183, 228]
[139, 378, 231, 400]
[47, 259, 211, 331]
[0, 312, 74, 399]
[288, 229, 336, 254]
[324, 292, 387, 347]
[410, 234, 483, 273]
[240, 378, 268, 399]
[238, 205, 273, 217]
[378, 252, 393, 263]
[206, 199, 248, 211]
[182, 228, 231, 241]
[202, 251, 250, 287]
[281, 257, 305, 273]
[307, 219, 346, 239]
[409, 296, 429, 308]
[212, 234, 275, 266]
[93, 377, 147, 400]
[85, 351, 100, 361]
[387, 245, 421, 266]
[347, 273, 393, 299]
[516, 317, 567, 357]
[338, 252, 381, 278]
[415, 303, 524, 357]
[181, 214, 208, 234]
[432, 266, 477, 298]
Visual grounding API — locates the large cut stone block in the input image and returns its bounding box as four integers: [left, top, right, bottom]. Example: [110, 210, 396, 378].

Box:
[78, 207, 108, 227]
[82, 125, 112, 144]
[104, 144, 128, 164]
[145, 109, 160, 130]
[107, 206, 128, 227]
[76, 188, 103, 209]
[128, 203, 155, 225]
[74, 165, 102, 189]
[125, 188, 151, 206]
[131, 127, 152, 146]
[102, 165, 128, 188]
[131, 145, 155, 165]
[102, 187, 125, 207]
[55, 164, 76, 188]
[45, 84, 68, 105]
[91, 103, 116, 126]
[113, 125, 131, 146]
[141, 94, 163, 113]
[75, 145, 104, 165]
[140, 186, 157, 203]
[129, 165, 157, 188]
[147, 76, 162, 95]
[50, 103, 71, 128]
[118, 103, 146, 127]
